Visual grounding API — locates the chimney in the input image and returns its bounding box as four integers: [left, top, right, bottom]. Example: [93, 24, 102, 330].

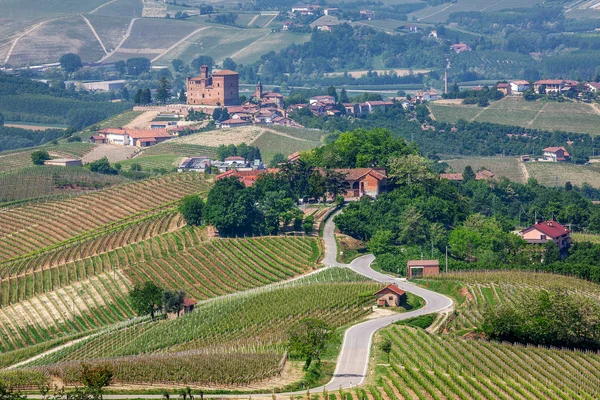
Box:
[200, 65, 208, 79]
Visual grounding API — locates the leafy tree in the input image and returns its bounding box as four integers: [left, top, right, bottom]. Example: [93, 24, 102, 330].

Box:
[134, 89, 143, 105]
[368, 230, 395, 255]
[179, 88, 186, 103]
[388, 154, 437, 185]
[114, 60, 126, 75]
[0, 111, 4, 126]
[79, 363, 113, 392]
[379, 339, 392, 363]
[31, 150, 50, 165]
[327, 85, 338, 101]
[191, 56, 214, 73]
[59, 53, 83, 72]
[122, 87, 129, 101]
[129, 281, 164, 319]
[126, 57, 151, 75]
[129, 163, 142, 172]
[339, 88, 349, 103]
[222, 57, 237, 71]
[162, 290, 186, 317]
[205, 177, 260, 236]
[543, 240, 561, 265]
[179, 195, 205, 226]
[172, 58, 185, 72]
[303, 215, 315, 234]
[212, 108, 222, 121]
[141, 88, 152, 105]
[324, 169, 347, 199]
[269, 152, 287, 167]
[88, 157, 118, 175]
[156, 77, 172, 104]
[287, 318, 332, 370]
[463, 165, 476, 182]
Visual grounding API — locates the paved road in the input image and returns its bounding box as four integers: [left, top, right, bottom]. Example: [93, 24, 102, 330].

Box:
[27, 210, 453, 398]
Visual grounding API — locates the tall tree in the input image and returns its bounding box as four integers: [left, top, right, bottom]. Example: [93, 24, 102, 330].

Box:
[222, 57, 237, 71]
[162, 290, 186, 317]
[155, 77, 172, 104]
[126, 57, 151, 75]
[463, 165, 476, 182]
[179, 88, 187, 103]
[122, 87, 130, 101]
[129, 281, 164, 319]
[134, 89, 143, 105]
[59, 53, 83, 72]
[287, 318, 332, 370]
[327, 85, 338, 101]
[324, 169, 347, 199]
[141, 88, 152, 105]
[171, 58, 185, 72]
[179, 195, 204, 226]
[339, 88, 349, 103]
[31, 150, 50, 165]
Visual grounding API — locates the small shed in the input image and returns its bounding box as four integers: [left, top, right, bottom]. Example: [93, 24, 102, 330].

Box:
[44, 159, 83, 167]
[374, 284, 406, 307]
[183, 298, 196, 315]
[407, 260, 439, 279]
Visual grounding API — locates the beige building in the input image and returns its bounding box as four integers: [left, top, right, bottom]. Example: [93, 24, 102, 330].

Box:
[374, 284, 406, 307]
[519, 220, 571, 250]
[186, 66, 239, 106]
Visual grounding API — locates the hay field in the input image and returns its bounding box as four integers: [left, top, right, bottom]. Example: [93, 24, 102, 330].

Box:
[173, 126, 264, 147]
[443, 156, 525, 183]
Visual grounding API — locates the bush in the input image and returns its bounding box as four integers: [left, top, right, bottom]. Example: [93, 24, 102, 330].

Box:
[395, 314, 437, 329]
[31, 150, 50, 165]
[179, 195, 205, 226]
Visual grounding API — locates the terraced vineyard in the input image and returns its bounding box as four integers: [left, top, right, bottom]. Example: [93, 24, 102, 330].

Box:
[0, 173, 211, 262]
[359, 271, 600, 400]
[0, 270, 134, 352]
[140, 141, 218, 158]
[24, 269, 377, 387]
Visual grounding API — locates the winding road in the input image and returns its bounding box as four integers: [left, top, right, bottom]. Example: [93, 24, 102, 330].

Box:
[26, 210, 453, 398]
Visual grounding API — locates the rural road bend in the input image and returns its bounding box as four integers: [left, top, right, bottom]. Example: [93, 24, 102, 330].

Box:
[25, 209, 453, 398]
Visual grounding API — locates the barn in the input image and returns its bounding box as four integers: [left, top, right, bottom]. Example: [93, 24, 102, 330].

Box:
[407, 260, 440, 279]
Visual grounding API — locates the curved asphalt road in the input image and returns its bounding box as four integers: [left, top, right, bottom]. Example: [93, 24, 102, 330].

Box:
[26, 211, 453, 398]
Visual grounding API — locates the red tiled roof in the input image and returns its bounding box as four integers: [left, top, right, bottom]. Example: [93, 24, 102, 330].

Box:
[328, 168, 387, 181]
[225, 156, 245, 161]
[535, 79, 564, 85]
[544, 146, 570, 156]
[98, 128, 126, 135]
[440, 173, 463, 181]
[407, 260, 439, 267]
[183, 298, 196, 307]
[221, 119, 251, 125]
[128, 129, 171, 139]
[528, 220, 570, 239]
[497, 83, 510, 88]
[212, 69, 238, 76]
[511, 80, 529, 85]
[90, 135, 105, 140]
[374, 284, 405, 296]
[587, 82, 600, 89]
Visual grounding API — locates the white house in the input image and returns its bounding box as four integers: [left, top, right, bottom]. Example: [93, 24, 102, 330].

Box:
[585, 82, 600, 92]
[509, 80, 530, 94]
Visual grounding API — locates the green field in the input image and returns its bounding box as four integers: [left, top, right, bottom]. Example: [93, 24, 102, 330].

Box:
[409, 0, 543, 22]
[118, 154, 181, 171]
[526, 162, 600, 189]
[251, 130, 324, 164]
[430, 97, 600, 136]
[443, 156, 525, 183]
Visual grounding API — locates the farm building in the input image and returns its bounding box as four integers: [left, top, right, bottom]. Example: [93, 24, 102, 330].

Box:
[407, 260, 439, 279]
[79, 80, 126, 92]
[542, 146, 570, 162]
[96, 128, 173, 147]
[519, 220, 571, 250]
[450, 43, 471, 53]
[89, 135, 106, 144]
[510, 80, 530, 93]
[44, 159, 83, 167]
[534, 80, 564, 94]
[186, 66, 240, 106]
[252, 82, 284, 108]
[496, 83, 512, 96]
[183, 298, 196, 314]
[220, 119, 252, 128]
[178, 157, 211, 172]
[374, 284, 406, 307]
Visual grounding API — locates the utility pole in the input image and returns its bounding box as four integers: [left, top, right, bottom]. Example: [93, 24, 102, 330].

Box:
[445, 246, 448, 273]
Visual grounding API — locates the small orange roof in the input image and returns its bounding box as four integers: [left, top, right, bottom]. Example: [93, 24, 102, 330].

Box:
[127, 129, 171, 139]
[407, 259, 439, 267]
[374, 284, 405, 296]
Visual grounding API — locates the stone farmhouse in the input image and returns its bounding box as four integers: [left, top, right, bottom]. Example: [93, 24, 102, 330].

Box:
[374, 284, 406, 307]
[519, 220, 571, 250]
[92, 128, 173, 147]
[186, 66, 239, 106]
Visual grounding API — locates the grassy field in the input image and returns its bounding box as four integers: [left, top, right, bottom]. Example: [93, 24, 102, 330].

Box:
[118, 154, 181, 171]
[430, 97, 600, 136]
[84, 14, 133, 51]
[526, 162, 600, 189]
[443, 156, 525, 183]
[251, 130, 324, 164]
[408, 0, 543, 22]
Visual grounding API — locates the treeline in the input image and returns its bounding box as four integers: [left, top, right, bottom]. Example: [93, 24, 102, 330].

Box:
[236, 24, 446, 84]
[0, 126, 64, 152]
[448, 7, 564, 35]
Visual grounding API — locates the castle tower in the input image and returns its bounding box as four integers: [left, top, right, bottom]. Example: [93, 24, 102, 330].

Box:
[255, 81, 263, 99]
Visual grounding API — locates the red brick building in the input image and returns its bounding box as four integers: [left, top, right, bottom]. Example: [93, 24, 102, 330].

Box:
[186, 66, 239, 106]
[374, 284, 406, 307]
[407, 260, 440, 279]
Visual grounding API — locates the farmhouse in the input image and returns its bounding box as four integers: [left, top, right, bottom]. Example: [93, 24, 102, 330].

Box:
[414, 90, 441, 102]
[542, 146, 570, 162]
[177, 157, 211, 172]
[309, 95, 336, 105]
[360, 9, 375, 19]
[96, 128, 173, 147]
[186, 66, 240, 106]
[374, 285, 405, 307]
[450, 43, 471, 53]
[220, 119, 252, 128]
[496, 83, 512, 96]
[44, 159, 83, 167]
[585, 82, 600, 92]
[519, 220, 571, 250]
[406, 260, 440, 279]
[534, 79, 564, 94]
[510, 80, 530, 93]
[89, 135, 106, 144]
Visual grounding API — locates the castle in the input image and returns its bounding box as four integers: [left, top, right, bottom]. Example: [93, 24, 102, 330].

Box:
[186, 65, 239, 106]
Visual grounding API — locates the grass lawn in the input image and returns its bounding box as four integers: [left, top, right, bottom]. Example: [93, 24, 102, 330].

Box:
[251, 130, 322, 164]
[429, 103, 481, 123]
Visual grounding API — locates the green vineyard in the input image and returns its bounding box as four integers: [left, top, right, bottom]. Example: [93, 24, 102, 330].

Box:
[0, 173, 212, 263]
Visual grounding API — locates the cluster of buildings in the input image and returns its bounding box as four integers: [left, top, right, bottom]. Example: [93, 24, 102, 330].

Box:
[495, 79, 600, 96]
[90, 128, 174, 147]
[177, 155, 264, 173]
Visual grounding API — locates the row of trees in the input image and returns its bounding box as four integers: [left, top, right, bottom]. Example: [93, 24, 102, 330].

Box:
[129, 281, 187, 319]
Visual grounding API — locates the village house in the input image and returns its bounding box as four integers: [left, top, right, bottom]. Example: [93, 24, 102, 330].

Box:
[374, 284, 406, 307]
[309, 95, 336, 105]
[509, 80, 530, 94]
[428, 30, 438, 38]
[542, 146, 570, 162]
[414, 90, 441, 102]
[519, 220, 571, 250]
[89, 135, 106, 144]
[496, 83, 512, 96]
[310, 15, 341, 30]
[95, 128, 173, 147]
[291, 5, 320, 15]
[534, 79, 564, 94]
[360, 9, 375, 19]
[252, 82, 284, 108]
[220, 119, 252, 128]
[450, 43, 471, 53]
[324, 8, 339, 15]
[282, 21, 295, 31]
[406, 260, 440, 279]
[585, 82, 600, 92]
[186, 66, 239, 106]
